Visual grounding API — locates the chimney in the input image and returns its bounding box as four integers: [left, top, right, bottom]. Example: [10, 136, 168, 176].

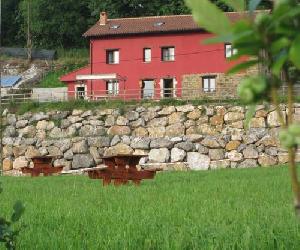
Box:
[100, 12, 108, 26]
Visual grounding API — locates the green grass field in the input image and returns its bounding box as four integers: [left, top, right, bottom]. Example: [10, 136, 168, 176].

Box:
[1, 167, 300, 249]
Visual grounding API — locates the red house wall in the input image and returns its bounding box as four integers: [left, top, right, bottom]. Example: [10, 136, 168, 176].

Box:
[62, 32, 240, 99]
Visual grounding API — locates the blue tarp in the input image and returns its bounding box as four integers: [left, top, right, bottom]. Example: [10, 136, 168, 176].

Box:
[0, 76, 21, 87]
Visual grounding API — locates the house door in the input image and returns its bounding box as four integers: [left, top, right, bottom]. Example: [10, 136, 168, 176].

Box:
[141, 80, 155, 99]
[76, 86, 86, 99]
[163, 78, 174, 98]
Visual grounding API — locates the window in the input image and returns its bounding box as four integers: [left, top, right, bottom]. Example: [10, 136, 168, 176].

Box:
[161, 47, 175, 61]
[202, 76, 216, 93]
[225, 43, 238, 58]
[106, 80, 119, 95]
[110, 24, 120, 29]
[154, 22, 165, 27]
[143, 48, 151, 62]
[75, 86, 86, 99]
[163, 78, 174, 97]
[141, 80, 155, 99]
[106, 49, 119, 64]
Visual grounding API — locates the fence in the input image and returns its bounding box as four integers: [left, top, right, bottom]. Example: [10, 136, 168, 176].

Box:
[0, 85, 300, 105]
[1, 47, 56, 60]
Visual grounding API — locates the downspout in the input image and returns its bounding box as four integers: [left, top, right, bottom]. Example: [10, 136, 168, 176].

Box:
[90, 40, 93, 99]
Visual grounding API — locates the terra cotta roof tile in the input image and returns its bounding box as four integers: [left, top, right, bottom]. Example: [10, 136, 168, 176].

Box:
[83, 11, 268, 38]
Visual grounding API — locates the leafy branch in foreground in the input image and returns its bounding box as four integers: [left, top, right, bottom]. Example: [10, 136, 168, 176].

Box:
[0, 183, 25, 250]
[186, 0, 300, 216]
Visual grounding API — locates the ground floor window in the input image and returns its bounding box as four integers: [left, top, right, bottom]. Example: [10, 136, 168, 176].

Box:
[163, 78, 174, 97]
[75, 86, 86, 99]
[202, 76, 216, 92]
[141, 80, 155, 99]
[106, 80, 119, 95]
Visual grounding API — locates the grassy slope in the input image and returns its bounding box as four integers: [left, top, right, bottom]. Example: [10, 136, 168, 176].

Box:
[1, 167, 300, 249]
[37, 49, 89, 88]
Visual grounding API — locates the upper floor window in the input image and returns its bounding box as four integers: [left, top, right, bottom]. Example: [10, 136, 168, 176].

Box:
[143, 48, 152, 63]
[106, 80, 119, 95]
[161, 47, 175, 61]
[202, 76, 216, 92]
[225, 43, 238, 58]
[106, 49, 119, 64]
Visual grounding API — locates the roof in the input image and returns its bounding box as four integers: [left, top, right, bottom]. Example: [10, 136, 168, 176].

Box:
[60, 66, 91, 82]
[0, 76, 21, 87]
[83, 11, 267, 38]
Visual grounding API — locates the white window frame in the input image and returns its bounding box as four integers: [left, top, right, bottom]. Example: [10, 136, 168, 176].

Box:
[143, 48, 152, 63]
[75, 84, 87, 99]
[106, 80, 119, 95]
[161, 47, 175, 61]
[225, 43, 238, 58]
[202, 76, 216, 93]
[106, 49, 120, 64]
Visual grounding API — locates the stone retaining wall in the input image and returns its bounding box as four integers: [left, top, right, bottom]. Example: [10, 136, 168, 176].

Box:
[2, 104, 300, 173]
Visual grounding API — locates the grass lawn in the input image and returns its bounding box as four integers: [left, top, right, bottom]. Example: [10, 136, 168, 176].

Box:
[1, 167, 300, 249]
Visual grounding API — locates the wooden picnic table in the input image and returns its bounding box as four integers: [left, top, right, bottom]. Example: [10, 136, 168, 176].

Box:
[21, 156, 63, 177]
[86, 154, 160, 186]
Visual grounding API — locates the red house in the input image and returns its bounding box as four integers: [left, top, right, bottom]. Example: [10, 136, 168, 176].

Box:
[61, 12, 257, 100]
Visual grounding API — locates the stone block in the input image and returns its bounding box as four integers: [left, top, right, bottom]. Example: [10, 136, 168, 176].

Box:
[187, 153, 210, 170]
[149, 148, 170, 163]
[210, 159, 230, 170]
[3, 158, 13, 171]
[171, 148, 186, 162]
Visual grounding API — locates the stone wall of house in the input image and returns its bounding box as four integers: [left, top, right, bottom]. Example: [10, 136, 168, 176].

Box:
[181, 66, 258, 99]
[2, 103, 300, 174]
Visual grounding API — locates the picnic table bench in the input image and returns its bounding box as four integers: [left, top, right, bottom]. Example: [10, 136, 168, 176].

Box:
[86, 155, 160, 186]
[21, 156, 63, 177]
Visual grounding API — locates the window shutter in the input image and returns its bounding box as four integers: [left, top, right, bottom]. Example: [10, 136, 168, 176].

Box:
[144, 49, 151, 62]
[203, 78, 209, 92]
[107, 81, 113, 93]
[210, 78, 216, 92]
[114, 51, 120, 64]
[170, 47, 175, 61]
[115, 81, 119, 94]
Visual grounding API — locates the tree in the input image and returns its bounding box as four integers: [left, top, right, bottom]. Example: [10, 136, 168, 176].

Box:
[186, 0, 300, 216]
[18, 0, 91, 48]
[3, 0, 272, 49]
[2, 0, 23, 46]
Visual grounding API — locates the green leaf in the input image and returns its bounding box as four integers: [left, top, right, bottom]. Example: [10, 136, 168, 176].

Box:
[221, 0, 245, 11]
[244, 105, 257, 129]
[272, 52, 288, 77]
[279, 130, 296, 149]
[289, 35, 300, 69]
[11, 201, 25, 223]
[270, 38, 291, 53]
[249, 0, 262, 12]
[204, 29, 255, 45]
[289, 124, 300, 137]
[185, 0, 232, 35]
[227, 60, 258, 74]
[0, 183, 2, 194]
[204, 34, 234, 44]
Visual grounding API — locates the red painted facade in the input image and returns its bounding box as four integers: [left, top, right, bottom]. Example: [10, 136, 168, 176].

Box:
[61, 30, 239, 99]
